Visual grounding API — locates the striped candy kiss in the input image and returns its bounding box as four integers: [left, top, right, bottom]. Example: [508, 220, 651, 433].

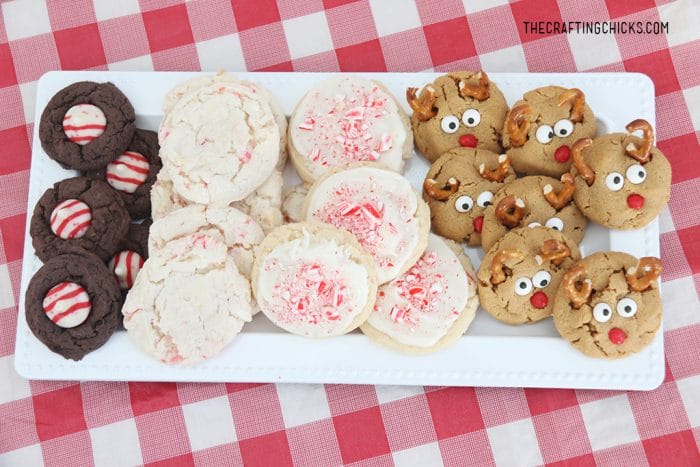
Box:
[109, 250, 145, 290]
[106, 151, 150, 193]
[42, 281, 91, 328]
[63, 104, 106, 145]
[50, 199, 92, 239]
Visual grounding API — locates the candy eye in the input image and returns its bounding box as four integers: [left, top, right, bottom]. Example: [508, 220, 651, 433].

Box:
[545, 217, 564, 231]
[441, 115, 460, 134]
[528, 222, 542, 228]
[462, 109, 481, 128]
[626, 164, 646, 184]
[532, 270, 552, 289]
[536, 125, 554, 144]
[514, 277, 533, 296]
[617, 297, 637, 317]
[454, 195, 473, 213]
[554, 119, 574, 137]
[593, 302, 613, 323]
[605, 172, 625, 191]
[476, 191, 493, 208]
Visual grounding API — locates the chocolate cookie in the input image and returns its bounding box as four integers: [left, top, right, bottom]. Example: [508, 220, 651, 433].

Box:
[39, 81, 135, 171]
[553, 252, 662, 359]
[25, 251, 121, 360]
[30, 176, 130, 262]
[108, 222, 149, 292]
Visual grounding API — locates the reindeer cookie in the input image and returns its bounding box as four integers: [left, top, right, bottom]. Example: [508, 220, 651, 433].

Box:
[477, 227, 581, 324]
[571, 120, 671, 229]
[553, 252, 662, 359]
[407, 71, 508, 162]
[503, 86, 597, 177]
[480, 175, 586, 252]
[423, 148, 515, 246]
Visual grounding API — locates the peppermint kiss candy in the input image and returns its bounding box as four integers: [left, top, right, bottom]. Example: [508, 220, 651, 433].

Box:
[109, 250, 145, 290]
[42, 281, 91, 328]
[106, 151, 150, 193]
[63, 104, 106, 145]
[50, 199, 92, 239]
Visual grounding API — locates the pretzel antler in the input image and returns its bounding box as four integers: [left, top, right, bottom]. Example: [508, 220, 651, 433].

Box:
[423, 177, 460, 201]
[506, 103, 532, 147]
[625, 119, 654, 164]
[479, 154, 510, 182]
[543, 173, 576, 209]
[495, 195, 526, 228]
[536, 239, 571, 266]
[406, 86, 438, 121]
[571, 138, 595, 186]
[557, 88, 585, 123]
[562, 263, 592, 309]
[490, 249, 525, 285]
[458, 71, 490, 101]
[626, 257, 662, 292]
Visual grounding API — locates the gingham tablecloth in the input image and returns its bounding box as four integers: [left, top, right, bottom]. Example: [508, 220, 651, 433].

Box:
[1, 0, 699, 465]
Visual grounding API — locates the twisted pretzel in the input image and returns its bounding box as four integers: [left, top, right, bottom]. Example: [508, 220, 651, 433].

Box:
[458, 71, 490, 101]
[490, 249, 525, 285]
[562, 263, 592, 309]
[625, 257, 662, 292]
[479, 154, 510, 182]
[495, 195, 526, 228]
[406, 86, 438, 122]
[571, 138, 595, 186]
[557, 88, 585, 123]
[625, 119, 654, 164]
[506, 103, 532, 147]
[543, 173, 576, 209]
[423, 177, 459, 201]
[538, 239, 571, 266]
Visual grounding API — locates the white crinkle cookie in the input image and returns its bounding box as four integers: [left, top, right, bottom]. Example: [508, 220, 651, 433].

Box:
[123, 231, 253, 364]
[360, 234, 478, 353]
[159, 80, 279, 205]
[282, 182, 310, 223]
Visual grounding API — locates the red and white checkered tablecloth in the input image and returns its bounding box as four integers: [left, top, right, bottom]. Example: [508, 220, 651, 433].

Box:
[1, 0, 699, 465]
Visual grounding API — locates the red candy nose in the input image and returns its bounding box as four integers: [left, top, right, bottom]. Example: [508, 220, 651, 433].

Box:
[459, 134, 478, 148]
[554, 145, 571, 163]
[608, 327, 627, 345]
[530, 291, 548, 309]
[627, 194, 645, 210]
[473, 215, 484, 233]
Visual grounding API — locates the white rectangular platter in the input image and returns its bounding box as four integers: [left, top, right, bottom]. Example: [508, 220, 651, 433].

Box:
[15, 71, 662, 390]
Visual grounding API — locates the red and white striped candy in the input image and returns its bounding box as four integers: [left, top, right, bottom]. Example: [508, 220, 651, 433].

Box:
[63, 104, 106, 145]
[42, 282, 91, 328]
[50, 199, 92, 239]
[106, 151, 150, 193]
[108, 250, 145, 290]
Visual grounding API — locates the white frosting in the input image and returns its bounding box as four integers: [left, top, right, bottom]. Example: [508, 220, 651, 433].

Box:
[290, 75, 407, 179]
[256, 229, 371, 337]
[367, 234, 475, 347]
[305, 166, 421, 283]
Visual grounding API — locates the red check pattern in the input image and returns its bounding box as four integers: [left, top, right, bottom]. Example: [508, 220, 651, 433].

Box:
[1, 0, 699, 465]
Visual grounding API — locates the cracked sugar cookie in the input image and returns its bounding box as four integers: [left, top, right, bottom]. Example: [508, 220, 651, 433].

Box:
[407, 71, 508, 162]
[361, 234, 478, 354]
[570, 120, 671, 229]
[303, 164, 430, 284]
[252, 222, 378, 338]
[503, 86, 597, 177]
[477, 227, 581, 325]
[288, 75, 412, 182]
[553, 252, 662, 359]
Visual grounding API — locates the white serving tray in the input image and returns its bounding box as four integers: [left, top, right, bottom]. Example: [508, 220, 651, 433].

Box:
[15, 71, 662, 390]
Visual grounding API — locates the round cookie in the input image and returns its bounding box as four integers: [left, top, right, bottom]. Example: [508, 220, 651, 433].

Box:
[480, 175, 586, 252]
[477, 227, 581, 324]
[158, 80, 279, 205]
[39, 81, 136, 171]
[282, 183, 310, 223]
[25, 251, 121, 360]
[553, 252, 662, 359]
[252, 222, 378, 338]
[303, 164, 430, 284]
[85, 129, 161, 219]
[570, 120, 671, 229]
[423, 148, 515, 246]
[407, 71, 508, 162]
[502, 86, 597, 177]
[30, 176, 130, 262]
[288, 75, 412, 182]
[361, 234, 479, 353]
[108, 222, 149, 293]
[123, 229, 253, 365]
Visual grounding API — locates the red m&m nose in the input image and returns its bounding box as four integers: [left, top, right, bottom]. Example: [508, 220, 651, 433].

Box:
[627, 194, 645, 210]
[608, 327, 627, 345]
[473, 215, 484, 233]
[554, 145, 571, 163]
[530, 291, 548, 309]
[459, 134, 478, 148]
